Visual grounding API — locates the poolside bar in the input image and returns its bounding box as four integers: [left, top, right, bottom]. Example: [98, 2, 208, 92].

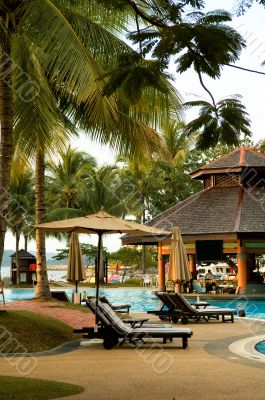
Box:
[122, 147, 265, 294]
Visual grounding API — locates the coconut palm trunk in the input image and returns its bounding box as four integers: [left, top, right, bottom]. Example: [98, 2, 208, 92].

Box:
[15, 225, 20, 285]
[35, 145, 51, 299]
[0, 37, 13, 278]
[24, 235, 28, 252]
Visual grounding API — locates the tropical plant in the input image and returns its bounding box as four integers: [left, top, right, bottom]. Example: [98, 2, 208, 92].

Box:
[46, 146, 96, 213]
[8, 156, 34, 283]
[235, 0, 265, 15]
[0, 0, 182, 299]
[81, 165, 126, 216]
[184, 96, 251, 149]
[53, 243, 109, 267]
[100, 1, 253, 147]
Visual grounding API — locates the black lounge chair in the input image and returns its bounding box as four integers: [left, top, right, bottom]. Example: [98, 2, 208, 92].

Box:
[168, 293, 235, 324]
[77, 298, 192, 349]
[86, 296, 169, 328]
[147, 292, 181, 322]
[147, 292, 215, 323]
[99, 296, 131, 313]
[51, 291, 70, 302]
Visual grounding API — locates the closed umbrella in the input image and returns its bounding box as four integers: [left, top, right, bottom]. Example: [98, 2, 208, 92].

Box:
[168, 227, 191, 292]
[36, 210, 171, 324]
[67, 232, 86, 293]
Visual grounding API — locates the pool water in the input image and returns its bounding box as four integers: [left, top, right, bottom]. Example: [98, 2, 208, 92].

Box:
[204, 299, 265, 319]
[3, 288, 161, 312]
[255, 341, 265, 354]
[3, 288, 265, 318]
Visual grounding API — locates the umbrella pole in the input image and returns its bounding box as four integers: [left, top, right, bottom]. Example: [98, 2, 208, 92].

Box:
[75, 281, 78, 294]
[95, 232, 102, 328]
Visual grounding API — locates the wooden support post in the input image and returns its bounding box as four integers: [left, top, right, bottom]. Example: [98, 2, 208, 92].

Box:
[158, 243, 166, 291]
[189, 254, 197, 275]
[246, 253, 256, 281]
[237, 240, 247, 294]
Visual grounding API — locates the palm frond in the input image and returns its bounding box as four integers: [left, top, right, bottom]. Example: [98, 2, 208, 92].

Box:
[21, 0, 105, 102]
[12, 36, 73, 158]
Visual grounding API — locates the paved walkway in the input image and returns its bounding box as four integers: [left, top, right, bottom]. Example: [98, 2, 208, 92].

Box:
[0, 317, 265, 399]
[1, 302, 265, 399]
[0, 300, 94, 328]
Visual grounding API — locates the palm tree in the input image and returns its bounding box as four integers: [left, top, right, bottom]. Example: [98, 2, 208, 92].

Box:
[80, 165, 128, 282]
[0, 1, 181, 299]
[8, 156, 34, 283]
[46, 146, 96, 213]
[84, 165, 127, 215]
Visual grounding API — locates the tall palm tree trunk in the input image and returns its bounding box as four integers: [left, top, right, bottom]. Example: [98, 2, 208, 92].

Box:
[15, 226, 20, 285]
[35, 145, 51, 299]
[24, 235, 28, 252]
[0, 37, 13, 278]
[141, 199, 147, 275]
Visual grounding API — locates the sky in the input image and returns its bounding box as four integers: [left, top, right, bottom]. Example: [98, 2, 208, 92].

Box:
[5, 0, 265, 255]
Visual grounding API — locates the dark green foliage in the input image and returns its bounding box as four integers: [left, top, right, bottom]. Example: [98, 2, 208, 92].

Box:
[102, 53, 171, 103]
[130, 10, 245, 79]
[53, 243, 109, 264]
[184, 96, 251, 149]
[110, 246, 157, 273]
[235, 0, 265, 16]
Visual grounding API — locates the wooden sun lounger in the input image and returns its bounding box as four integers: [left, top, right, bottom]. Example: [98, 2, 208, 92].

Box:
[75, 298, 193, 349]
[51, 290, 70, 302]
[84, 296, 171, 328]
[99, 295, 131, 313]
[147, 292, 182, 323]
[168, 293, 235, 323]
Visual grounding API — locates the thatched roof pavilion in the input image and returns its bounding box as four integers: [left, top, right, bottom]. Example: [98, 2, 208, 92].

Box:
[122, 147, 265, 293]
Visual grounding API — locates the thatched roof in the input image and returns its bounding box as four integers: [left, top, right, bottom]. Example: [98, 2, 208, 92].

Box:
[191, 147, 265, 179]
[10, 249, 36, 259]
[122, 147, 265, 245]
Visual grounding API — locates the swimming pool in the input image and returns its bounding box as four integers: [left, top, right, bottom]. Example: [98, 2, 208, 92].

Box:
[3, 288, 161, 312]
[204, 298, 265, 319]
[3, 288, 265, 318]
[255, 340, 265, 354]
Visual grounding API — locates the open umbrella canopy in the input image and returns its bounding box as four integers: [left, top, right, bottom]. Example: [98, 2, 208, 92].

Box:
[35, 210, 170, 236]
[168, 227, 191, 285]
[36, 210, 171, 324]
[67, 232, 86, 293]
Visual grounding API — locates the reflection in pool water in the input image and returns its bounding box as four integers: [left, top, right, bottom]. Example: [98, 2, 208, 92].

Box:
[3, 288, 265, 317]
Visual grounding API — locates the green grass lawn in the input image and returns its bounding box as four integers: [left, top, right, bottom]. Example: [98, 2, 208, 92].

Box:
[0, 310, 82, 353]
[0, 376, 84, 400]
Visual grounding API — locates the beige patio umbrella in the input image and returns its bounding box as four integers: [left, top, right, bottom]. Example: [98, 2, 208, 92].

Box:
[67, 232, 86, 293]
[36, 210, 171, 320]
[168, 227, 191, 292]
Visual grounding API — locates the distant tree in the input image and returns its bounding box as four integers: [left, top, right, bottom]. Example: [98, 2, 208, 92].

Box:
[8, 156, 34, 283]
[53, 243, 109, 267]
[234, 0, 265, 15]
[46, 146, 96, 213]
[109, 246, 157, 281]
[256, 139, 265, 154]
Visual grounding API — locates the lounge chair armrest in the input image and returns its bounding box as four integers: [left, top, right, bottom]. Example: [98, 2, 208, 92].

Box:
[122, 318, 149, 327]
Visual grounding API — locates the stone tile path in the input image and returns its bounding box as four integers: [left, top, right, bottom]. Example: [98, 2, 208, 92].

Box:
[0, 300, 94, 328]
